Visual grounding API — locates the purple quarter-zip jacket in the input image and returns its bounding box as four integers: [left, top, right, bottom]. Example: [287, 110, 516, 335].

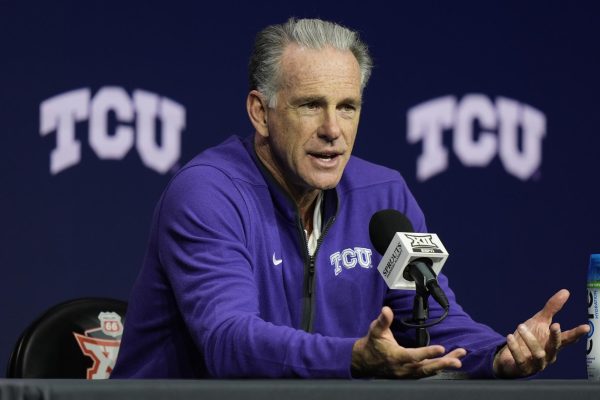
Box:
[111, 135, 505, 379]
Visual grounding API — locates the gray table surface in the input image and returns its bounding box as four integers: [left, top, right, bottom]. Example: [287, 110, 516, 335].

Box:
[1, 379, 600, 400]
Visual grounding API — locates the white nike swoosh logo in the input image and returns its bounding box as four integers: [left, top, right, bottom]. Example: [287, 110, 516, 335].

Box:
[272, 253, 283, 266]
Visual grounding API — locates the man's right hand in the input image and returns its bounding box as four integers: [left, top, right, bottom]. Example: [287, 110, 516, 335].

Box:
[351, 306, 466, 378]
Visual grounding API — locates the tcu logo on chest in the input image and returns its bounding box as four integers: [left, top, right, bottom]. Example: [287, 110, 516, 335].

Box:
[329, 247, 373, 276]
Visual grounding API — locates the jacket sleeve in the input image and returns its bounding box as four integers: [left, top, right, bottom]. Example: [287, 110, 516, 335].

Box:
[385, 174, 506, 378]
[157, 165, 356, 378]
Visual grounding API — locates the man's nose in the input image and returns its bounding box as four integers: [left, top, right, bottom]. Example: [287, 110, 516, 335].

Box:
[318, 109, 341, 142]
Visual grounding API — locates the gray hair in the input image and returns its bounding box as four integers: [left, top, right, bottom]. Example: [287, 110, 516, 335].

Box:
[249, 18, 373, 107]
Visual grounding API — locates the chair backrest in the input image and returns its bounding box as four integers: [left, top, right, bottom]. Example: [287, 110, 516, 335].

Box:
[7, 297, 127, 379]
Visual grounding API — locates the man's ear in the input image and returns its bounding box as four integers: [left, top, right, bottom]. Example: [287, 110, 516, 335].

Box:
[247, 90, 269, 137]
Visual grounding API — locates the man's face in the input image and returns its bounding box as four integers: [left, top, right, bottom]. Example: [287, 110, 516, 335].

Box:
[261, 44, 362, 194]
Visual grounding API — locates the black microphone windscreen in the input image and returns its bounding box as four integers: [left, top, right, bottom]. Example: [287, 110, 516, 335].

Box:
[369, 209, 415, 255]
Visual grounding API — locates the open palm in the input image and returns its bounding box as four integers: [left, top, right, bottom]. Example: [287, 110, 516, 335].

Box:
[493, 289, 589, 378]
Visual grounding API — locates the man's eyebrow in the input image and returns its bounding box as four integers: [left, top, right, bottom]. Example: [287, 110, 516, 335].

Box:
[290, 95, 362, 106]
[290, 95, 326, 105]
[339, 97, 362, 107]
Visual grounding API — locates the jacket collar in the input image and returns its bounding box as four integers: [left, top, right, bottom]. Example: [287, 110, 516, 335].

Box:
[243, 134, 339, 226]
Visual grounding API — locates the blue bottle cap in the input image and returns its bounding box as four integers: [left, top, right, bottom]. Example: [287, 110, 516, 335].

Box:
[588, 254, 600, 285]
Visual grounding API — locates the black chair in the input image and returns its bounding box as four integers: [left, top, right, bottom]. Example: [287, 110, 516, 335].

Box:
[7, 298, 127, 379]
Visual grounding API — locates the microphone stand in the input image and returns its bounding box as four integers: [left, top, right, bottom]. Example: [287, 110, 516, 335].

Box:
[411, 283, 430, 347]
[401, 261, 449, 347]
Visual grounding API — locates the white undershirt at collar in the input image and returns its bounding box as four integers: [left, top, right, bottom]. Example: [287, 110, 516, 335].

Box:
[305, 192, 323, 256]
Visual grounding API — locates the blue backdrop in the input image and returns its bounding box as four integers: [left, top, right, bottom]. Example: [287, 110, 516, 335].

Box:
[1, 1, 599, 378]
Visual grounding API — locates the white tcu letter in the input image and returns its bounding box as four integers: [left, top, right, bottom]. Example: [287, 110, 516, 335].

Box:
[341, 248, 357, 269]
[134, 90, 185, 174]
[496, 97, 546, 180]
[354, 247, 373, 269]
[89, 86, 135, 159]
[453, 94, 497, 167]
[330, 252, 342, 276]
[407, 96, 455, 181]
[40, 88, 90, 174]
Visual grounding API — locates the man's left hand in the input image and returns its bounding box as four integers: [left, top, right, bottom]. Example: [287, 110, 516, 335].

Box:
[493, 289, 590, 378]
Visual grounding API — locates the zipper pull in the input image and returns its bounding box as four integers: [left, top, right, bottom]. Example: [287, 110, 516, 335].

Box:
[308, 257, 315, 295]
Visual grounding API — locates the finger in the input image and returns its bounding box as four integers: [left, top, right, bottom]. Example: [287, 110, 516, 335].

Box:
[445, 347, 467, 359]
[404, 344, 446, 362]
[506, 333, 528, 371]
[518, 324, 546, 359]
[406, 346, 467, 368]
[418, 352, 464, 376]
[560, 324, 591, 346]
[511, 329, 532, 360]
[369, 307, 394, 338]
[538, 289, 570, 320]
[518, 324, 546, 371]
[545, 323, 562, 363]
[549, 322, 562, 349]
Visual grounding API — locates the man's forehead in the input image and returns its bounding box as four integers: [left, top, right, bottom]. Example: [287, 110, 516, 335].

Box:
[279, 44, 362, 97]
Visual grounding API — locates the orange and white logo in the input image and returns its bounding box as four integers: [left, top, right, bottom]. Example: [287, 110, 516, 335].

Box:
[73, 311, 123, 379]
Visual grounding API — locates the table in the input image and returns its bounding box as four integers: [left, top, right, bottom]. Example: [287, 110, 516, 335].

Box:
[1, 379, 598, 400]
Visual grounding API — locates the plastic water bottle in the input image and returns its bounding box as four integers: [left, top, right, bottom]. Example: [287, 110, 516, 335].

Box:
[587, 254, 600, 380]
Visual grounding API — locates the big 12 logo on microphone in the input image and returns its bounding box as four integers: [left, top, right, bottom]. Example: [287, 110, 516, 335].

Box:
[377, 232, 448, 290]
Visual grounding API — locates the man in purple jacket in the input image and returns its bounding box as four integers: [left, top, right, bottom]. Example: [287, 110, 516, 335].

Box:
[112, 18, 588, 379]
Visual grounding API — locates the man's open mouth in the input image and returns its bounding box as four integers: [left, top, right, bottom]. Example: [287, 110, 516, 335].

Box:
[309, 152, 342, 160]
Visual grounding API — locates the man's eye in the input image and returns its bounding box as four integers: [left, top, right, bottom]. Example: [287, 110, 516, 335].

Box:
[340, 104, 356, 112]
[302, 102, 319, 110]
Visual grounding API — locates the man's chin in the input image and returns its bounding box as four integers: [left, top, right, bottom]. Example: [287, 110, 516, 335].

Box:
[307, 177, 342, 191]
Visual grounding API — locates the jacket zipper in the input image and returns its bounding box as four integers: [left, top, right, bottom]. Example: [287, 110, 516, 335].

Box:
[300, 215, 336, 332]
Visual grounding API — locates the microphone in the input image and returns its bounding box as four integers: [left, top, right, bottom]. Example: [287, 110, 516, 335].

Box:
[369, 209, 450, 309]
